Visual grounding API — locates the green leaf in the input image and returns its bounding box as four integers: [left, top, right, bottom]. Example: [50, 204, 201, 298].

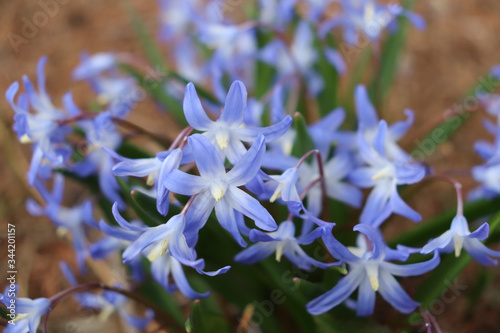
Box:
[116, 141, 154, 159]
[370, 0, 414, 107]
[187, 300, 206, 333]
[187, 299, 232, 333]
[316, 35, 340, 116]
[291, 114, 315, 157]
[138, 279, 184, 326]
[124, 2, 167, 71]
[416, 252, 471, 309]
[116, 177, 165, 227]
[254, 28, 276, 99]
[121, 65, 187, 126]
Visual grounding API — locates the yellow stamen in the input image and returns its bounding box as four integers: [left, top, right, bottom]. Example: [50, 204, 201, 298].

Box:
[366, 264, 379, 291]
[20, 134, 33, 144]
[275, 243, 285, 262]
[146, 173, 155, 186]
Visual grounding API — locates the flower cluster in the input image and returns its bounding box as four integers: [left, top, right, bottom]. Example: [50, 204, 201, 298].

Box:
[5, 1, 500, 332]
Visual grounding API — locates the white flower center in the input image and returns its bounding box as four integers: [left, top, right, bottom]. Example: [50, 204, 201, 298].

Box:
[210, 180, 228, 202]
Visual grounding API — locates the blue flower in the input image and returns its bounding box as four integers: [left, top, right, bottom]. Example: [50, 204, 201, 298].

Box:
[71, 113, 125, 209]
[307, 224, 439, 316]
[264, 167, 302, 213]
[0, 285, 51, 333]
[110, 203, 203, 268]
[73, 53, 140, 117]
[109, 147, 188, 215]
[164, 134, 277, 246]
[308, 108, 348, 156]
[260, 22, 326, 96]
[182, 81, 292, 164]
[6, 57, 75, 185]
[59, 262, 154, 329]
[235, 221, 337, 271]
[470, 125, 500, 200]
[258, 0, 296, 30]
[421, 214, 500, 266]
[319, 1, 425, 45]
[349, 120, 425, 227]
[26, 174, 97, 273]
[354, 85, 416, 162]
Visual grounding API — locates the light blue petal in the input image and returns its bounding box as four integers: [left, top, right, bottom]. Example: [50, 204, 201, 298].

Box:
[122, 224, 172, 262]
[464, 239, 500, 266]
[237, 115, 293, 143]
[355, 85, 378, 129]
[183, 83, 213, 130]
[348, 167, 376, 188]
[467, 222, 490, 241]
[214, 198, 247, 247]
[99, 220, 138, 242]
[171, 259, 210, 299]
[360, 183, 393, 226]
[226, 187, 276, 231]
[307, 266, 364, 315]
[389, 109, 415, 140]
[326, 181, 363, 208]
[196, 265, 231, 276]
[163, 169, 208, 196]
[395, 163, 426, 185]
[188, 134, 226, 178]
[356, 276, 376, 316]
[112, 157, 159, 177]
[219, 80, 247, 125]
[226, 135, 266, 186]
[390, 190, 421, 222]
[373, 121, 388, 158]
[112, 203, 147, 232]
[421, 230, 453, 254]
[382, 251, 440, 277]
[354, 224, 386, 260]
[185, 191, 216, 246]
[378, 270, 419, 314]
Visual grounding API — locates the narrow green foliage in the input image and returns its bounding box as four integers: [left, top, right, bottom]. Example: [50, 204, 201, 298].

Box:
[116, 177, 163, 227]
[316, 35, 339, 115]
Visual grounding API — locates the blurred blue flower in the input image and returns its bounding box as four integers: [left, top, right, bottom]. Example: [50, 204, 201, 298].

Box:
[71, 113, 125, 209]
[59, 262, 154, 329]
[349, 120, 425, 227]
[6, 57, 75, 185]
[0, 285, 50, 333]
[73, 52, 141, 118]
[26, 174, 97, 273]
[320, 1, 425, 45]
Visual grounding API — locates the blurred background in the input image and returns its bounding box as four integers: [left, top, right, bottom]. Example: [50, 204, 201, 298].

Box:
[1, 1, 500, 332]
